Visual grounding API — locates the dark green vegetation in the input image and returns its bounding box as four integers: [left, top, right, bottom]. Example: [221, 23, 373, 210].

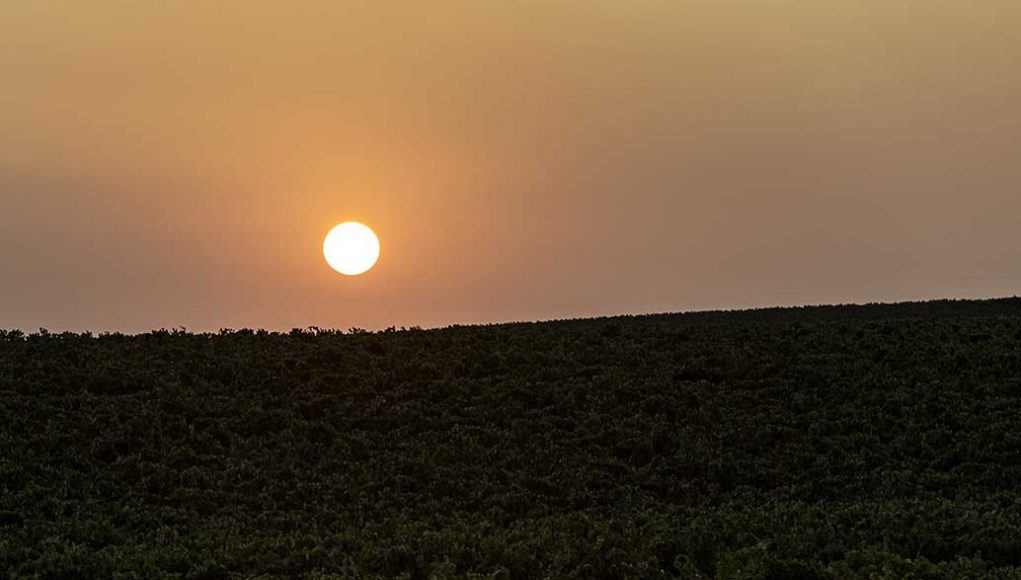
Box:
[3, 298, 1021, 579]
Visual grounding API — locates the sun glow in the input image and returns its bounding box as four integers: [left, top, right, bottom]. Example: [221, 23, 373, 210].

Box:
[323, 222, 380, 276]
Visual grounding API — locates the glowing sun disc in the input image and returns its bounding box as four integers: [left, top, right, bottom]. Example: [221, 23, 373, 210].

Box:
[323, 222, 380, 276]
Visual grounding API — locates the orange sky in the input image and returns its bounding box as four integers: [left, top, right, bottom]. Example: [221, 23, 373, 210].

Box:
[2, 1, 1020, 332]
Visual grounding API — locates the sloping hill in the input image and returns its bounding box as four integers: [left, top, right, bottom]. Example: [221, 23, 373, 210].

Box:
[3, 298, 1021, 578]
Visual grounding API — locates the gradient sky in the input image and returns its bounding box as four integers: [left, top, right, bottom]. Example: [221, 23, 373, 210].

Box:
[2, 1, 1020, 332]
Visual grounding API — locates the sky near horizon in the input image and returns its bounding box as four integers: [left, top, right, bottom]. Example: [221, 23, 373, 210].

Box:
[2, 1, 1020, 332]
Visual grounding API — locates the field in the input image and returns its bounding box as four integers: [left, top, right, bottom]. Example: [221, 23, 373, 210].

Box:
[3, 298, 1021, 578]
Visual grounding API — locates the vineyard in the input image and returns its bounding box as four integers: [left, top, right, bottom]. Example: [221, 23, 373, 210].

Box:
[3, 298, 1021, 578]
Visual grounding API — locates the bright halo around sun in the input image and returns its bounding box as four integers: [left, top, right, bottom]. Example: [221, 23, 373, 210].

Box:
[323, 222, 380, 276]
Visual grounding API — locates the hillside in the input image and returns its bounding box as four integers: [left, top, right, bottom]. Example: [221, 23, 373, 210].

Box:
[3, 298, 1021, 578]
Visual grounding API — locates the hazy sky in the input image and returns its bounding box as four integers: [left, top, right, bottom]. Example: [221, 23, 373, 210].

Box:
[2, 1, 1020, 332]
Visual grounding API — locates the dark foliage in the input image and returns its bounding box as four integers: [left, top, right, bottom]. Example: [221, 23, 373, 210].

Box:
[3, 298, 1021, 578]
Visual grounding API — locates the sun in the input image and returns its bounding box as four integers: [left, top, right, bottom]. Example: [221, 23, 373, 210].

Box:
[323, 222, 380, 276]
